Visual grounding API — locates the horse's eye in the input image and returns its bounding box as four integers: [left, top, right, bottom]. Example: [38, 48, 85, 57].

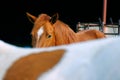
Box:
[47, 35, 52, 38]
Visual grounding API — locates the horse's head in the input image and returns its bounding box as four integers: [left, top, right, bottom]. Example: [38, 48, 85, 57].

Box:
[26, 12, 59, 48]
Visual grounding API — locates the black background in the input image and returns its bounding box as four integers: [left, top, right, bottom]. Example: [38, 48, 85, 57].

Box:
[0, 0, 119, 47]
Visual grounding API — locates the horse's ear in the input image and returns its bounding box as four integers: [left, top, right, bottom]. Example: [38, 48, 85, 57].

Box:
[50, 13, 59, 24]
[26, 12, 37, 24]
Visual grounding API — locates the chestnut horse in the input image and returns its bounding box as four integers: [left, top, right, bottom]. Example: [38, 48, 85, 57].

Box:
[26, 12, 106, 48]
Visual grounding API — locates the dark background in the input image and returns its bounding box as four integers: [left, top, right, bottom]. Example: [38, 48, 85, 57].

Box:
[0, 0, 119, 47]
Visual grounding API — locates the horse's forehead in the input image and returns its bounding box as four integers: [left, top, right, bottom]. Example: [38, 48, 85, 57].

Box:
[31, 14, 51, 35]
[31, 21, 45, 35]
[33, 14, 50, 30]
[37, 14, 51, 21]
[37, 27, 44, 39]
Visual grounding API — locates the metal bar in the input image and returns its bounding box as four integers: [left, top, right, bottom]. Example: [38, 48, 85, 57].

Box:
[103, 0, 107, 32]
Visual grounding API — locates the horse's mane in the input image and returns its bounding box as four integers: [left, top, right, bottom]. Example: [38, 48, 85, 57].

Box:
[53, 20, 78, 44]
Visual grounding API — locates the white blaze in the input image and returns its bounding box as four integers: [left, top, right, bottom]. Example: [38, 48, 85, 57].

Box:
[37, 27, 44, 40]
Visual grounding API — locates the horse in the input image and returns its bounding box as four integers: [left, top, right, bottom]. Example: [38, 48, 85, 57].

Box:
[26, 12, 106, 48]
[1, 36, 120, 80]
[0, 40, 65, 80]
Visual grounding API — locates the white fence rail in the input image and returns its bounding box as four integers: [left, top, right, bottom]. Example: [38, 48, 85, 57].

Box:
[76, 22, 120, 37]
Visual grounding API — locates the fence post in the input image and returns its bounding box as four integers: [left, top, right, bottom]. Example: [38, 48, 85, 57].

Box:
[118, 19, 120, 35]
[76, 22, 81, 32]
[98, 18, 103, 32]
